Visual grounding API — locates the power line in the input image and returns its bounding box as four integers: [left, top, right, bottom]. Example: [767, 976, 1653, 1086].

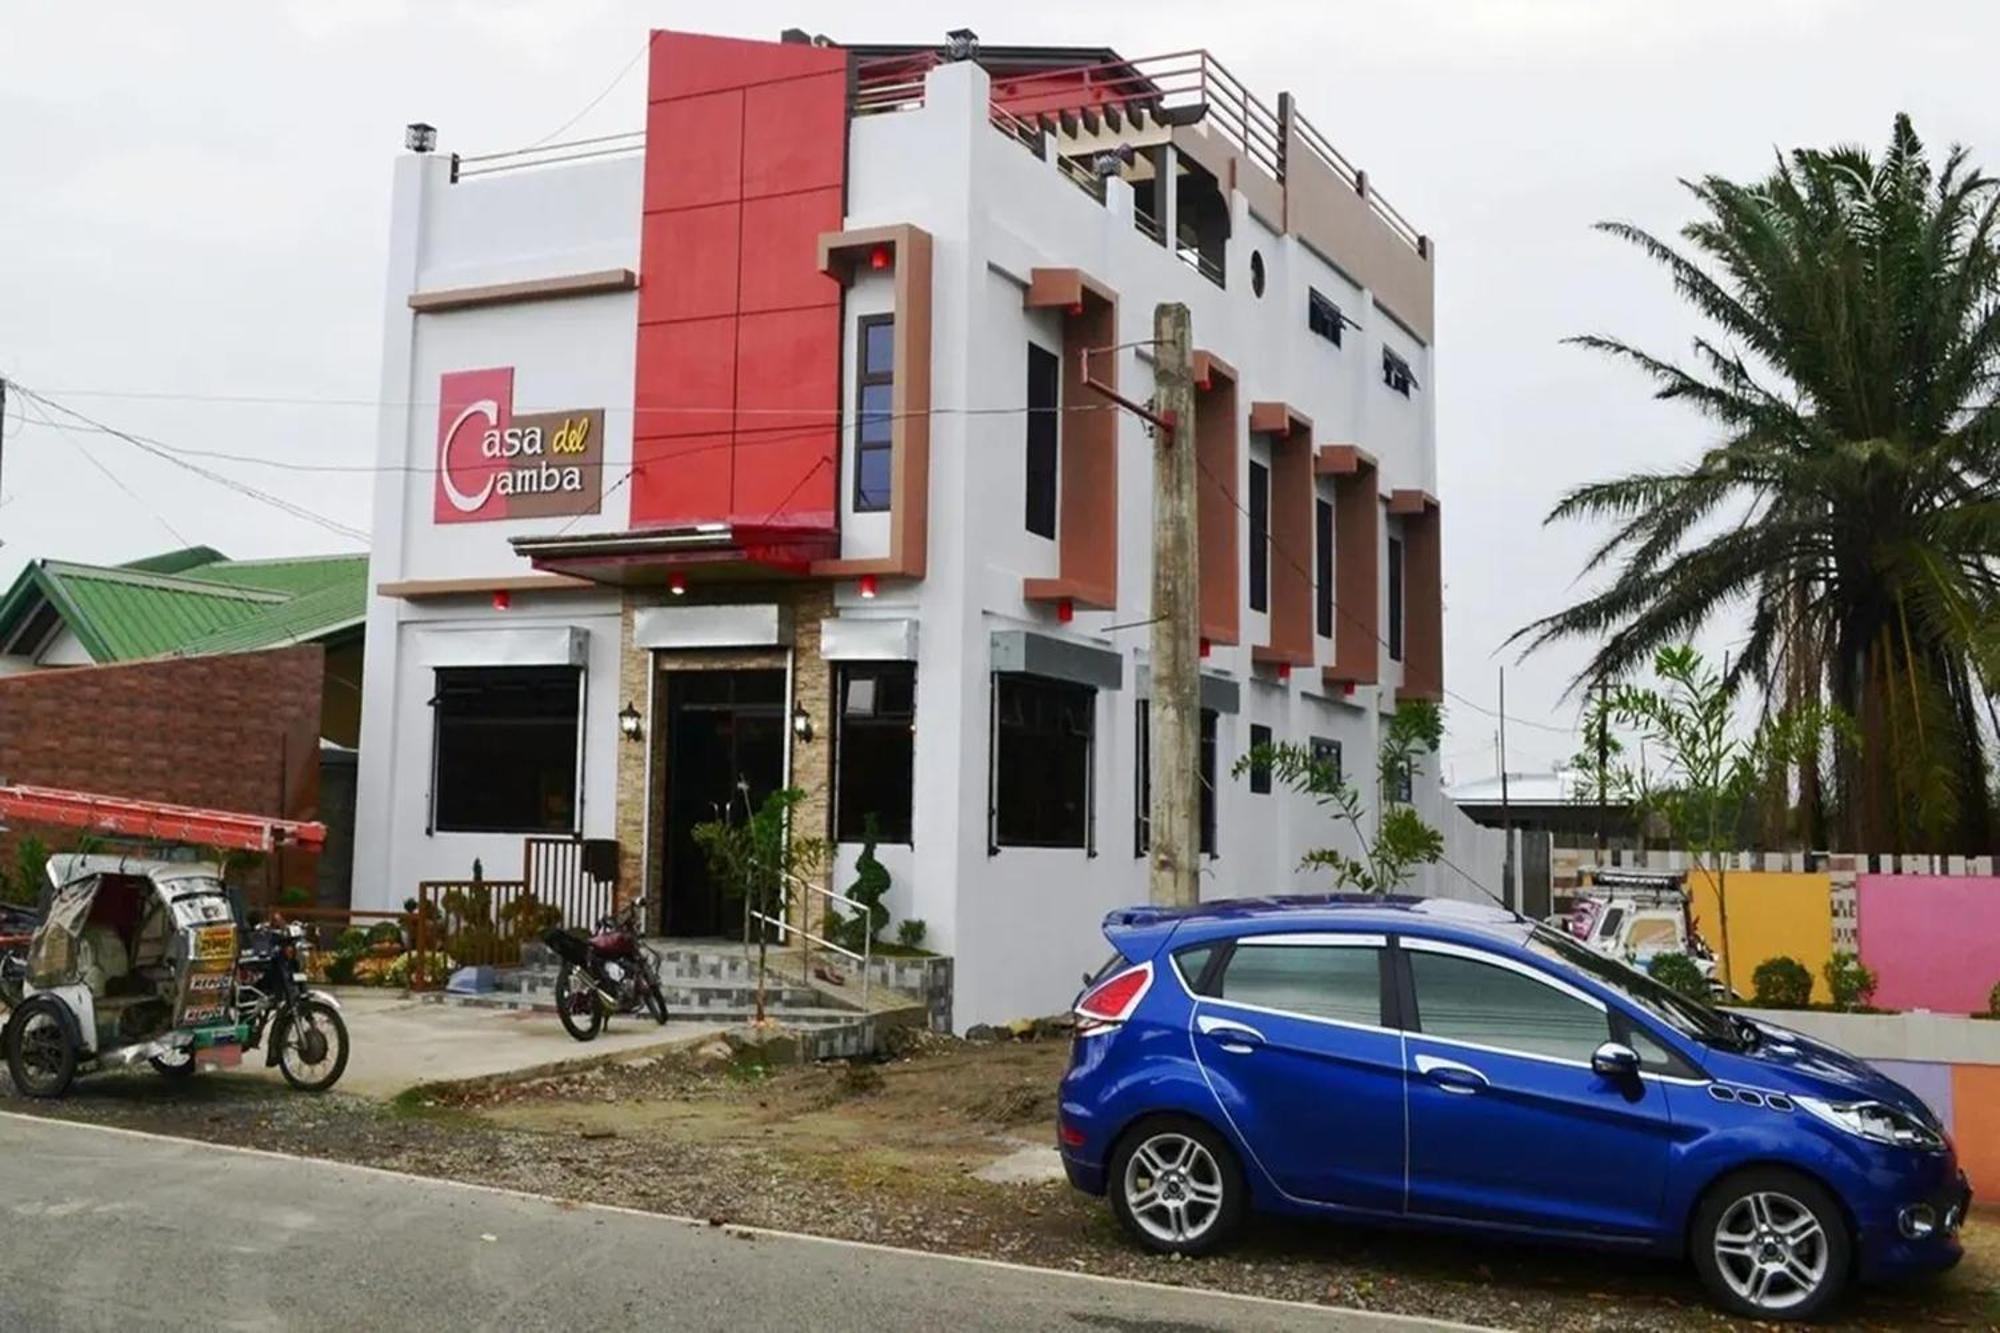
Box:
[20, 395, 194, 548]
[520, 37, 653, 151]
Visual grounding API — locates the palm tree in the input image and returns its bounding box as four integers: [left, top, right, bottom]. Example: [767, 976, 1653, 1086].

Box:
[1517, 115, 2000, 853]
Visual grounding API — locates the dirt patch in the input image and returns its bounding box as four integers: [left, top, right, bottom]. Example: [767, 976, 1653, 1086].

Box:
[7, 1039, 1996, 1333]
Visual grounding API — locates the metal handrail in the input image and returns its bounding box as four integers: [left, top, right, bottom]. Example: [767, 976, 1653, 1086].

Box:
[1054, 152, 1108, 202]
[1134, 203, 1165, 245]
[1289, 108, 1427, 257]
[745, 869, 873, 1009]
[452, 131, 645, 180]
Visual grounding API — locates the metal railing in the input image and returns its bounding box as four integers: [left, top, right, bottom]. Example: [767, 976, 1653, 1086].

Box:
[1290, 108, 1428, 258]
[1134, 202, 1165, 246]
[1177, 242, 1226, 289]
[1054, 153, 1108, 203]
[745, 869, 872, 1010]
[853, 52, 937, 115]
[452, 131, 646, 180]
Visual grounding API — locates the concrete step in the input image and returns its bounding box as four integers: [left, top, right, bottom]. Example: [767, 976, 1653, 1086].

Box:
[506, 970, 829, 1015]
[441, 989, 870, 1029]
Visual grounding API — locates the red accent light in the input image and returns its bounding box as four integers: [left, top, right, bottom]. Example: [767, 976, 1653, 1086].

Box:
[1075, 961, 1153, 1033]
[1277, 662, 1292, 682]
[1197, 376, 1211, 391]
[858, 574, 879, 600]
[1059, 1122, 1088, 1148]
[669, 573, 688, 597]
[869, 245, 892, 270]
[1057, 597, 1075, 624]
[1199, 637, 1212, 659]
[491, 589, 511, 611]
[1068, 301, 1084, 316]
[1343, 680, 1356, 696]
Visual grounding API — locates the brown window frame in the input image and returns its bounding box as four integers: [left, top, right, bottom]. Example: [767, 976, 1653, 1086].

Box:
[853, 314, 896, 513]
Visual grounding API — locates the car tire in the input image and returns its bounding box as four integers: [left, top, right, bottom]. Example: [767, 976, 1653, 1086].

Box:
[1107, 1115, 1247, 1257]
[1691, 1166, 1851, 1321]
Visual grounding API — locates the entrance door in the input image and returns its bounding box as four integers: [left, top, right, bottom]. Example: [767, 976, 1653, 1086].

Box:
[662, 669, 787, 937]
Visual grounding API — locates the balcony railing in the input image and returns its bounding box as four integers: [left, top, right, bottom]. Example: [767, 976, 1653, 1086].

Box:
[452, 131, 646, 181]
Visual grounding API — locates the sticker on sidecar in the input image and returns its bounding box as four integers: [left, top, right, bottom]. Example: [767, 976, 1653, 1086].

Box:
[192, 926, 235, 962]
[187, 972, 232, 994]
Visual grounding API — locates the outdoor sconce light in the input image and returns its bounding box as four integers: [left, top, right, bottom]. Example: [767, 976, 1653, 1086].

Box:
[406, 122, 438, 153]
[1056, 597, 1075, 624]
[1277, 661, 1292, 683]
[791, 703, 815, 743]
[618, 702, 643, 742]
[944, 27, 980, 61]
[491, 589, 511, 611]
[869, 245, 893, 271]
[669, 572, 688, 596]
[858, 573, 879, 600]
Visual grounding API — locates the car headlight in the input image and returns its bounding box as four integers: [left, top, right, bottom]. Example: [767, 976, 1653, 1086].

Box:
[1796, 1096, 1945, 1151]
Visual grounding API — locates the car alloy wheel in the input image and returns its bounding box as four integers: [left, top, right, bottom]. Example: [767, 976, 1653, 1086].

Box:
[1711, 1190, 1830, 1313]
[1121, 1130, 1226, 1246]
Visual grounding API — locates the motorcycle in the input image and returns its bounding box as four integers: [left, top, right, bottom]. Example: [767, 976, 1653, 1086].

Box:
[150, 915, 351, 1092]
[540, 903, 668, 1042]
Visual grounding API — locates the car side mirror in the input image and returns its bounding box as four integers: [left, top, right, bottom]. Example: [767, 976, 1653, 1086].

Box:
[1591, 1041, 1641, 1081]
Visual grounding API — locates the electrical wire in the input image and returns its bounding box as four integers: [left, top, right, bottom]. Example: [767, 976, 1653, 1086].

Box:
[519, 37, 653, 151]
[21, 395, 194, 548]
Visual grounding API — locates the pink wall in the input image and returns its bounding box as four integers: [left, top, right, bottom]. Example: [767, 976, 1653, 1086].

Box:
[1857, 874, 2000, 1015]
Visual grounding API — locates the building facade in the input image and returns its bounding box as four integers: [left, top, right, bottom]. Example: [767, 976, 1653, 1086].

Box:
[353, 29, 1452, 1027]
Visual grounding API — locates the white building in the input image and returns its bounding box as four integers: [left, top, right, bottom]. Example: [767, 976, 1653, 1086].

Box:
[353, 29, 1454, 1028]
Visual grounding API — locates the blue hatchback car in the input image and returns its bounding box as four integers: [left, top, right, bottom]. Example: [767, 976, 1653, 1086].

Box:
[1058, 896, 1969, 1321]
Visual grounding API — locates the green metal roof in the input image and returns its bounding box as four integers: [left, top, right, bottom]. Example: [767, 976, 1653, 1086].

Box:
[0, 549, 367, 664]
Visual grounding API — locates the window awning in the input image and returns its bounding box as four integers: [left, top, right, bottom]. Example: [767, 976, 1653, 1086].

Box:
[511, 521, 840, 588]
[414, 626, 588, 669]
[990, 628, 1123, 691]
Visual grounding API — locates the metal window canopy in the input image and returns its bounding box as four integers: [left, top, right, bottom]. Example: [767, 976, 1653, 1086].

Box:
[415, 625, 588, 668]
[635, 604, 792, 651]
[990, 629, 1123, 691]
[511, 521, 840, 587]
[1133, 664, 1242, 715]
[821, 617, 919, 661]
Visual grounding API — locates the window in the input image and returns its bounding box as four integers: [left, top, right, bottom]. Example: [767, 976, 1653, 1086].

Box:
[835, 662, 915, 843]
[1249, 250, 1266, 297]
[1315, 496, 1334, 638]
[853, 315, 895, 512]
[1025, 342, 1060, 539]
[1135, 702, 1218, 857]
[1309, 736, 1342, 787]
[1595, 906, 1627, 943]
[1308, 289, 1343, 346]
[1248, 722, 1272, 794]
[1216, 940, 1384, 1025]
[992, 675, 1094, 849]
[1408, 948, 1611, 1064]
[431, 666, 580, 834]
[1175, 943, 1222, 995]
[1386, 534, 1405, 663]
[1248, 459, 1269, 613]
[1382, 347, 1413, 396]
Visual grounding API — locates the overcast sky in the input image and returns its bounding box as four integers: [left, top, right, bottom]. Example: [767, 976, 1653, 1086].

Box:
[3, 0, 1989, 777]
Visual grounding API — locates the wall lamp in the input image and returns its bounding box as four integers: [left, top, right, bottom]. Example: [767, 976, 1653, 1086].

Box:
[618, 701, 644, 742]
[791, 702, 815, 744]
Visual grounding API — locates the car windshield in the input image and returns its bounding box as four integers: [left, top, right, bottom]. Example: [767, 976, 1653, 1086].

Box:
[1524, 924, 1741, 1047]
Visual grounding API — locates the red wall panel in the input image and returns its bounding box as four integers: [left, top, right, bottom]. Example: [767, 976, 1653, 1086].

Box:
[633, 31, 848, 532]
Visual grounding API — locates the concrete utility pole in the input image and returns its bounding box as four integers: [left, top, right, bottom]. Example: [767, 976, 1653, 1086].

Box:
[1149, 303, 1200, 907]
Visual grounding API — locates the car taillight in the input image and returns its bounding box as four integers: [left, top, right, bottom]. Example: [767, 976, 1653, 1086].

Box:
[1074, 960, 1153, 1034]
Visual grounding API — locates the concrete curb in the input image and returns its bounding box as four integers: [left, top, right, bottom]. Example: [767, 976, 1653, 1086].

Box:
[392, 1026, 724, 1103]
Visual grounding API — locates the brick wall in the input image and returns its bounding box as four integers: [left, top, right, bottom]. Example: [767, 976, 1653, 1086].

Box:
[0, 646, 325, 899]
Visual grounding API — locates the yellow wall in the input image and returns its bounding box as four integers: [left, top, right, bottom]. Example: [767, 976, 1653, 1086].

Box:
[1690, 870, 1834, 1002]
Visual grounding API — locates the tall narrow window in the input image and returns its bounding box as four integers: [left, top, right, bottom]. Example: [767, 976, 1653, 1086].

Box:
[992, 675, 1094, 849]
[1248, 722, 1273, 795]
[431, 666, 581, 834]
[1387, 534, 1405, 663]
[854, 315, 895, 512]
[835, 662, 915, 843]
[1308, 289, 1343, 346]
[1025, 343, 1059, 539]
[1248, 459, 1269, 613]
[1315, 496, 1334, 639]
[1135, 703, 1219, 857]
[1382, 347, 1413, 397]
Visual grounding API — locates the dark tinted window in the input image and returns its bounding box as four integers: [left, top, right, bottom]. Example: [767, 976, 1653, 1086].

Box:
[1315, 496, 1334, 638]
[1248, 723, 1272, 795]
[432, 666, 579, 833]
[1308, 289, 1343, 345]
[992, 675, 1093, 848]
[1025, 343, 1059, 539]
[1175, 943, 1222, 994]
[1248, 459, 1269, 613]
[1409, 949, 1610, 1063]
[835, 662, 915, 843]
[1135, 702, 1217, 857]
[854, 315, 894, 512]
[1217, 941, 1383, 1025]
[1309, 736, 1342, 786]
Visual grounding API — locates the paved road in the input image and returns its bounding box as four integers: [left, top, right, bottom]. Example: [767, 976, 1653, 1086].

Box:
[0, 1113, 1470, 1333]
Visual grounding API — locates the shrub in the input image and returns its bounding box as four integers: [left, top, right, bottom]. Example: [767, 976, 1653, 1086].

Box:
[1822, 950, 1878, 1011]
[1752, 956, 1814, 1008]
[1988, 979, 2000, 1018]
[326, 952, 359, 985]
[896, 918, 927, 950]
[828, 815, 893, 954]
[335, 927, 369, 957]
[384, 950, 455, 988]
[367, 919, 404, 948]
[279, 886, 312, 908]
[1646, 952, 1709, 1001]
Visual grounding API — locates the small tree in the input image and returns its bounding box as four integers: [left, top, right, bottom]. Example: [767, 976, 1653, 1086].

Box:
[1752, 956, 1814, 1008]
[1822, 950, 1879, 1011]
[1605, 645, 1847, 993]
[1233, 700, 1444, 892]
[826, 813, 892, 954]
[1647, 951, 1710, 1001]
[691, 786, 827, 1022]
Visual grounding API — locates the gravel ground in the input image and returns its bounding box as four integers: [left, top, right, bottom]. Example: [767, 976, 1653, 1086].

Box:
[5, 1039, 1994, 1333]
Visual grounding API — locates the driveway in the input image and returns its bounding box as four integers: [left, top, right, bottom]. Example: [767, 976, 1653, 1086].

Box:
[241, 989, 728, 1099]
[0, 1112, 1471, 1332]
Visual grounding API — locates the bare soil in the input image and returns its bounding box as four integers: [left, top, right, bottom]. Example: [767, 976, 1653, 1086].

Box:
[7, 1035, 1995, 1332]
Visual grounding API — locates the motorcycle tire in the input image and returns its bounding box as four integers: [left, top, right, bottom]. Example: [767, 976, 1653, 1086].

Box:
[643, 974, 669, 1026]
[275, 999, 350, 1093]
[5, 996, 78, 1099]
[150, 1047, 199, 1079]
[555, 961, 605, 1042]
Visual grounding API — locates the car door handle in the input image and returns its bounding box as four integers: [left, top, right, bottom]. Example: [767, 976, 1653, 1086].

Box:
[1195, 1014, 1265, 1054]
[1414, 1053, 1489, 1094]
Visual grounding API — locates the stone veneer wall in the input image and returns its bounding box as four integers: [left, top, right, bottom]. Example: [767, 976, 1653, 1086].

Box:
[613, 583, 836, 932]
